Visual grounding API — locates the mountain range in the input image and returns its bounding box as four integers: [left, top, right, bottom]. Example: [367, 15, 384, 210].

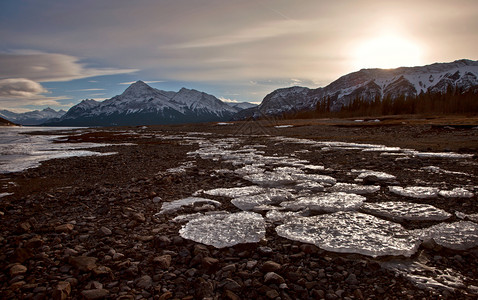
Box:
[236, 59, 478, 119]
[0, 108, 66, 126]
[44, 81, 256, 126]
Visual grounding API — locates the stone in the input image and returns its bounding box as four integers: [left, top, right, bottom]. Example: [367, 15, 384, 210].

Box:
[136, 275, 153, 289]
[345, 274, 359, 285]
[81, 289, 109, 300]
[99, 226, 112, 236]
[202, 257, 219, 270]
[85, 281, 103, 290]
[266, 289, 280, 299]
[221, 279, 241, 292]
[261, 261, 281, 272]
[154, 255, 172, 269]
[69, 256, 97, 271]
[18, 221, 31, 232]
[153, 235, 171, 248]
[92, 265, 112, 276]
[55, 223, 74, 233]
[10, 264, 27, 276]
[264, 272, 285, 284]
[225, 289, 241, 300]
[131, 212, 146, 223]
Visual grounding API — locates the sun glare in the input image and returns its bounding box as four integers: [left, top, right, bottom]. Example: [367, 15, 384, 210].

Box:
[352, 34, 422, 70]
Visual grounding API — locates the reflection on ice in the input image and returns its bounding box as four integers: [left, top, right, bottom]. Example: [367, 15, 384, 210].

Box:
[414, 221, 478, 250]
[179, 212, 266, 248]
[281, 192, 365, 213]
[389, 186, 439, 199]
[361, 201, 451, 221]
[158, 197, 221, 214]
[276, 211, 420, 257]
[327, 182, 380, 194]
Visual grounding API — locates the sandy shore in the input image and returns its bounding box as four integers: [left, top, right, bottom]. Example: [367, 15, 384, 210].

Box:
[1, 117, 478, 299]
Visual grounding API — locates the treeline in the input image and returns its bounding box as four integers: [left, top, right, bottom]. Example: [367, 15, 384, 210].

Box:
[285, 86, 478, 119]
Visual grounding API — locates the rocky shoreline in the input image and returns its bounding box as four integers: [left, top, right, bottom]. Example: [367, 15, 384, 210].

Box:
[1, 119, 478, 299]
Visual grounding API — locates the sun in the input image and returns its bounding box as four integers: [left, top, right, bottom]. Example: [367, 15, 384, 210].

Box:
[352, 34, 422, 70]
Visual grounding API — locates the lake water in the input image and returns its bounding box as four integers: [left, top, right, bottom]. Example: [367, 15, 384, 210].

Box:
[0, 127, 114, 173]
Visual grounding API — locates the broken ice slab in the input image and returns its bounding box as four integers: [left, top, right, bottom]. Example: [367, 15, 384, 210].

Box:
[361, 201, 451, 221]
[244, 172, 297, 187]
[421, 166, 470, 176]
[409, 151, 473, 159]
[266, 210, 308, 223]
[352, 169, 397, 182]
[179, 211, 266, 248]
[231, 189, 294, 211]
[294, 181, 325, 192]
[438, 188, 474, 198]
[413, 221, 478, 250]
[280, 192, 365, 213]
[381, 260, 466, 292]
[234, 165, 265, 176]
[276, 211, 420, 257]
[203, 186, 267, 198]
[171, 211, 230, 223]
[158, 197, 221, 215]
[327, 182, 380, 194]
[388, 186, 439, 199]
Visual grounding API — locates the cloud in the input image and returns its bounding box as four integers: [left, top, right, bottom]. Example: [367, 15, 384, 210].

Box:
[0, 51, 138, 82]
[0, 78, 70, 108]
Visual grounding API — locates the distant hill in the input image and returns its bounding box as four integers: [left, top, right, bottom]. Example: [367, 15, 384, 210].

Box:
[44, 81, 256, 126]
[0, 108, 66, 125]
[237, 59, 478, 119]
[0, 115, 17, 126]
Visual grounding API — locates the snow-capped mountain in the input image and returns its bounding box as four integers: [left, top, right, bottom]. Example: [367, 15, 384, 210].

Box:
[241, 59, 478, 118]
[44, 81, 247, 126]
[0, 108, 66, 125]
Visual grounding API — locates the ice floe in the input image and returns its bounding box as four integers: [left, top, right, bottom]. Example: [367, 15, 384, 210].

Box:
[410, 151, 473, 159]
[265, 210, 308, 223]
[438, 188, 474, 198]
[231, 189, 294, 211]
[280, 192, 365, 213]
[361, 201, 451, 221]
[158, 197, 221, 215]
[327, 182, 380, 194]
[0, 192, 13, 198]
[276, 211, 420, 257]
[389, 186, 439, 199]
[421, 166, 470, 176]
[352, 169, 397, 182]
[179, 211, 266, 248]
[382, 260, 466, 292]
[414, 221, 478, 250]
[203, 186, 266, 198]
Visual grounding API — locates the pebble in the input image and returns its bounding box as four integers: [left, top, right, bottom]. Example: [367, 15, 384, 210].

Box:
[154, 254, 172, 269]
[99, 226, 112, 236]
[9, 264, 27, 276]
[81, 288, 110, 300]
[261, 261, 281, 272]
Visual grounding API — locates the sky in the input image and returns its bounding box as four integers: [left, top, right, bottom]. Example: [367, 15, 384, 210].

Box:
[0, 0, 477, 112]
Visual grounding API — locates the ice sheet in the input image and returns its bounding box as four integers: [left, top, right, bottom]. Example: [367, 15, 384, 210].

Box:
[276, 211, 420, 257]
[361, 201, 451, 221]
[179, 211, 266, 248]
[158, 197, 221, 214]
[280, 192, 365, 213]
[389, 186, 439, 198]
[414, 221, 478, 250]
[327, 182, 380, 194]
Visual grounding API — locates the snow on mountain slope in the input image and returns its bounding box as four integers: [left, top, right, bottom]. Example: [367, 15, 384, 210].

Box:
[0, 108, 66, 125]
[251, 59, 478, 117]
[45, 81, 245, 126]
